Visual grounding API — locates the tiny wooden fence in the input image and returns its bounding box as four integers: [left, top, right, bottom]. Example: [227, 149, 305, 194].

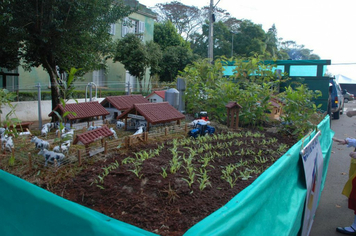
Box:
[2, 122, 190, 171]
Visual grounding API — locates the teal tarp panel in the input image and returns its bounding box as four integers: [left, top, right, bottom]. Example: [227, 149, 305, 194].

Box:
[0, 170, 158, 236]
[0, 116, 333, 236]
[184, 116, 333, 236]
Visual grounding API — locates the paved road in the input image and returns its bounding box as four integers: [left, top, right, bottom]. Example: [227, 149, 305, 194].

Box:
[310, 100, 356, 236]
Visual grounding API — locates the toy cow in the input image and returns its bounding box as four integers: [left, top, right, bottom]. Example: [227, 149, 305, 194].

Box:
[31, 136, 50, 150]
[38, 149, 65, 167]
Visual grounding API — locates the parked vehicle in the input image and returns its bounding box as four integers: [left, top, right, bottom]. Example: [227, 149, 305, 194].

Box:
[329, 78, 344, 119]
[342, 89, 354, 103]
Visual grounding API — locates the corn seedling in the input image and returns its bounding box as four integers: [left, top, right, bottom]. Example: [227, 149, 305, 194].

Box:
[277, 143, 288, 154]
[161, 167, 168, 178]
[239, 169, 253, 180]
[129, 162, 143, 179]
[197, 168, 212, 191]
[182, 165, 196, 188]
[122, 156, 135, 165]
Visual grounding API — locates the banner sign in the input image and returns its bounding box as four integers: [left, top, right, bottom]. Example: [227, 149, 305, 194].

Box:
[300, 131, 323, 236]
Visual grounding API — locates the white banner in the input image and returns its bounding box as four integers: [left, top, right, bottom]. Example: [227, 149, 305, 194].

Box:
[300, 131, 323, 236]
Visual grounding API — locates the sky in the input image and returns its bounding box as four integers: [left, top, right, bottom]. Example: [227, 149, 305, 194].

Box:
[139, 0, 356, 79]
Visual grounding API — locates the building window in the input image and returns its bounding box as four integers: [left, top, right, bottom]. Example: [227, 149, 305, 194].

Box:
[122, 18, 145, 39]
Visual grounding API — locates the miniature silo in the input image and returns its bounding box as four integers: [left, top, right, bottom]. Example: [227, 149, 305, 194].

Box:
[165, 88, 179, 109]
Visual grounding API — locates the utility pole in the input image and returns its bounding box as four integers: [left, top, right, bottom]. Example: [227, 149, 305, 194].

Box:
[208, 0, 214, 63]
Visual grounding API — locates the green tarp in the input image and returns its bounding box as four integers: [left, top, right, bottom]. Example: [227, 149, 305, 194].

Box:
[0, 116, 333, 236]
[184, 116, 333, 236]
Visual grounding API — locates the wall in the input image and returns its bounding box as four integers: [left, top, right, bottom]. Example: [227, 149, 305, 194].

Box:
[1, 98, 104, 123]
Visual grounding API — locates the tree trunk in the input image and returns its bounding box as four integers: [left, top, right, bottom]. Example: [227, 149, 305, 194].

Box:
[42, 59, 60, 111]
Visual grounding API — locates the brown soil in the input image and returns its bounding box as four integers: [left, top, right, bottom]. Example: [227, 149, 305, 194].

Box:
[40, 127, 297, 236]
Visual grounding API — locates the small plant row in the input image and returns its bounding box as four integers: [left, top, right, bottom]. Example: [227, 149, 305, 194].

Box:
[106, 130, 291, 192]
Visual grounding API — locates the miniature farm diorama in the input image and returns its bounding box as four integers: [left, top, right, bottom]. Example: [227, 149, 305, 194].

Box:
[0, 92, 305, 236]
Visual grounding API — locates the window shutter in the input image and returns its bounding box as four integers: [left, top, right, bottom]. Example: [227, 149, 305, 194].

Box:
[139, 21, 145, 33]
[122, 26, 127, 37]
[109, 24, 116, 35]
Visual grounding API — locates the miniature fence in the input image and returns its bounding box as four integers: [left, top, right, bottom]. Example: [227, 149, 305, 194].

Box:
[1, 122, 190, 170]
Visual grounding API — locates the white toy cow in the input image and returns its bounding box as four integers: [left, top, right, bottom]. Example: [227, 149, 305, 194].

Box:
[31, 136, 50, 150]
[38, 149, 65, 167]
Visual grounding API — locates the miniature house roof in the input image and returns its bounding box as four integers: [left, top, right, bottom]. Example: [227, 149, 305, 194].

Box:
[269, 97, 284, 108]
[48, 101, 109, 120]
[73, 126, 113, 145]
[100, 95, 149, 111]
[225, 101, 242, 109]
[117, 102, 185, 125]
[146, 90, 166, 99]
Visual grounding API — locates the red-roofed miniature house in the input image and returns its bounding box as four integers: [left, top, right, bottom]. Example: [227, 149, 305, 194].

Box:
[146, 90, 166, 103]
[225, 101, 242, 129]
[48, 101, 109, 127]
[100, 95, 149, 120]
[117, 102, 185, 131]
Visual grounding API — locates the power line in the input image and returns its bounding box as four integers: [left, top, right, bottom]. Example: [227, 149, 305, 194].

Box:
[331, 63, 356, 65]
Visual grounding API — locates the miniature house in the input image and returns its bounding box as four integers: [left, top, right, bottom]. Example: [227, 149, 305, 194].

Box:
[117, 102, 185, 132]
[146, 90, 165, 103]
[225, 101, 242, 129]
[269, 97, 284, 120]
[48, 101, 109, 127]
[100, 95, 149, 121]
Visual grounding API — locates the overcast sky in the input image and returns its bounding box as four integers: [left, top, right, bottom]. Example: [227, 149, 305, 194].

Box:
[139, 0, 356, 79]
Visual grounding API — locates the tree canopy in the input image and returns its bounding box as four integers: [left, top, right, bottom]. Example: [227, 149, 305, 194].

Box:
[2, 0, 132, 109]
[114, 34, 162, 90]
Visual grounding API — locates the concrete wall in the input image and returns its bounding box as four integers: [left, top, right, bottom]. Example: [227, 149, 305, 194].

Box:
[1, 98, 104, 123]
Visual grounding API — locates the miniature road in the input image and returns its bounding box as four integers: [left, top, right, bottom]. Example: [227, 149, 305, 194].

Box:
[310, 100, 356, 236]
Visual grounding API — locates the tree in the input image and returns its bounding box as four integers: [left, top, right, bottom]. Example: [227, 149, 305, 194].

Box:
[114, 34, 162, 91]
[280, 40, 320, 60]
[160, 45, 194, 82]
[4, 0, 132, 110]
[154, 1, 202, 41]
[153, 21, 194, 81]
[0, 1, 22, 69]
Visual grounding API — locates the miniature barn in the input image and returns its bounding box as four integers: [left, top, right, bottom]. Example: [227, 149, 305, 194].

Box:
[100, 95, 150, 121]
[48, 101, 110, 127]
[73, 126, 113, 156]
[117, 102, 185, 132]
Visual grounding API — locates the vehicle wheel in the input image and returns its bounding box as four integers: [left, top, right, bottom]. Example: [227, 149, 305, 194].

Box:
[333, 111, 340, 119]
[341, 102, 345, 115]
[345, 98, 349, 103]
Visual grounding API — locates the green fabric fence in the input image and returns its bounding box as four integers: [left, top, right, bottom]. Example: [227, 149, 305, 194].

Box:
[0, 116, 333, 236]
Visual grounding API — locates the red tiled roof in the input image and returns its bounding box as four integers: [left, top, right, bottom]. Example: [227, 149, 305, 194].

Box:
[225, 101, 242, 109]
[117, 102, 185, 124]
[146, 90, 166, 99]
[48, 101, 109, 120]
[100, 95, 149, 111]
[73, 126, 113, 145]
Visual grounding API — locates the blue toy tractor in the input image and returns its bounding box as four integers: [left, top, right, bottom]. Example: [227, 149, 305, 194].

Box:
[188, 121, 215, 138]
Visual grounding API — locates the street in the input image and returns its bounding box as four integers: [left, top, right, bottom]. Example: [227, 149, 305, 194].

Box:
[310, 100, 356, 235]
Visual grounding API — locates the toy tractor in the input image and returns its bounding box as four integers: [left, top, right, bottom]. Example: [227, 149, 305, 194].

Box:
[188, 121, 215, 138]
